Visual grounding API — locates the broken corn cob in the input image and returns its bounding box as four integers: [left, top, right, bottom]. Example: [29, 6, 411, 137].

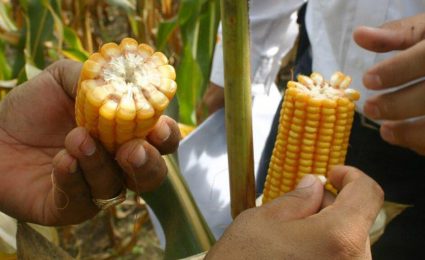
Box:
[262, 72, 360, 203]
[75, 38, 177, 152]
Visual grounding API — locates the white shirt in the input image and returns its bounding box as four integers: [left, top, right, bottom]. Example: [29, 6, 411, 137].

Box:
[307, 0, 425, 113]
[151, 0, 425, 244]
[210, 0, 305, 95]
[213, 0, 425, 113]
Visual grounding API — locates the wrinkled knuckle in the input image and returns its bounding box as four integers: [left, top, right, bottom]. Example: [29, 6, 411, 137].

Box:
[327, 225, 365, 259]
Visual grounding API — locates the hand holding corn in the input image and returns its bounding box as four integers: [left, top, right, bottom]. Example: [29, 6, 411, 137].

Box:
[76, 38, 177, 152]
[0, 59, 180, 226]
[207, 166, 383, 259]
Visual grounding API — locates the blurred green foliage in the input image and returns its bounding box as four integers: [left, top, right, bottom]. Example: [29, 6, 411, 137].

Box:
[0, 0, 219, 125]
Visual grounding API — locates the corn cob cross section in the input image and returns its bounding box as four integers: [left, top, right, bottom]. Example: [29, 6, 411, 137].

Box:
[262, 72, 360, 204]
[75, 38, 177, 152]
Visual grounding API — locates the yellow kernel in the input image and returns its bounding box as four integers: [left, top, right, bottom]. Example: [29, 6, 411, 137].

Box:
[100, 42, 121, 59]
[120, 37, 138, 52]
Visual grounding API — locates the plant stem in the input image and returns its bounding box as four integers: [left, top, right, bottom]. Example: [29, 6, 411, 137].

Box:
[220, 0, 255, 218]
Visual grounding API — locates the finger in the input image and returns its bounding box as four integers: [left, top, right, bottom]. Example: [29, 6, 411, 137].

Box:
[362, 40, 425, 90]
[50, 149, 98, 224]
[261, 174, 325, 221]
[45, 59, 82, 98]
[115, 139, 168, 192]
[65, 127, 124, 200]
[322, 166, 384, 235]
[320, 190, 336, 209]
[146, 115, 180, 154]
[353, 27, 406, 53]
[380, 119, 425, 155]
[363, 81, 425, 120]
[353, 14, 425, 52]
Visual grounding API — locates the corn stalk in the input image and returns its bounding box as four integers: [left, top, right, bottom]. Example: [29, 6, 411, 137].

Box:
[220, 0, 255, 218]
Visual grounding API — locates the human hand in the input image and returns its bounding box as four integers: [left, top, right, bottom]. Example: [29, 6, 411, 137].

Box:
[0, 60, 180, 226]
[353, 13, 425, 155]
[207, 166, 384, 259]
[196, 82, 225, 124]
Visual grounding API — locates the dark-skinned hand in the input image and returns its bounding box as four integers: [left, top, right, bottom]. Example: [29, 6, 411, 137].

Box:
[0, 60, 180, 226]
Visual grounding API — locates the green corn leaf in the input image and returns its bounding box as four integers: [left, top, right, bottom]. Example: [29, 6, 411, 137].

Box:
[178, 0, 206, 26]
[0, 2, 17, 32]
[127, 15, 140, 39]
[62, 26, 89, 61]
[155, 0, 220, 124]
[63, 27, 86, 51]
[16, 67, 27, 85]
[62, 49, 88, 62]
[19, 0, 58, 69]
[174, 0, 220, 125]
[156, 17, 178, 51]
[193, 0, 220, 106]
[176, 43, 203, 125]
[47, 45, 60, 61]
[141, 155, 215, 260]
[0, 39, 12, 80]
[42, 0, 64, 57]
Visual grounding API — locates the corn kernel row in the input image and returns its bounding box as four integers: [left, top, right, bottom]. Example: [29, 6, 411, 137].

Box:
[262, 72, 359, 203]
[75, 38, 177, 152]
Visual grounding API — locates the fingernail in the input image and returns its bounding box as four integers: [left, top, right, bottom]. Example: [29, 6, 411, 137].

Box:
[364, 102, 381, 119]
[380, 124, 395, 143]
[363, 74, 382, 89]
[155, 122, 171, 141]
[317, 175, 327, 185]
[296, 174, 317, 189]
[129, 145, 147, 168]
[80, 136, 96, 156]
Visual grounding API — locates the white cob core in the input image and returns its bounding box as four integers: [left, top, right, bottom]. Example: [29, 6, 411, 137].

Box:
[293, 72, 360, 101]
[102, 53, 160, 95]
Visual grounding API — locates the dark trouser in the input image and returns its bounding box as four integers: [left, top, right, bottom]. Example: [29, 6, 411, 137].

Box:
[256, 3, 425, 259]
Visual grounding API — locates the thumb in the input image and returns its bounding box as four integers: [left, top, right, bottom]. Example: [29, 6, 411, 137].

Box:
[45, 59, 82, 98]
[262, 174, 325, 221]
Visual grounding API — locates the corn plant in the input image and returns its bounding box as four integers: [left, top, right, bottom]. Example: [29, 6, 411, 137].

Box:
[0, 0, 220, 259]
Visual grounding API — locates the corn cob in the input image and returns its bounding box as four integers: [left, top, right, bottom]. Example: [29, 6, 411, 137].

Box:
[262, 72, 360, 203]
[75, 38, 177, 152]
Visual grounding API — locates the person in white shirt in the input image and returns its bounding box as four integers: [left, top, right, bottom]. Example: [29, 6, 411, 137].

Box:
[189, 1, 425, 258]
